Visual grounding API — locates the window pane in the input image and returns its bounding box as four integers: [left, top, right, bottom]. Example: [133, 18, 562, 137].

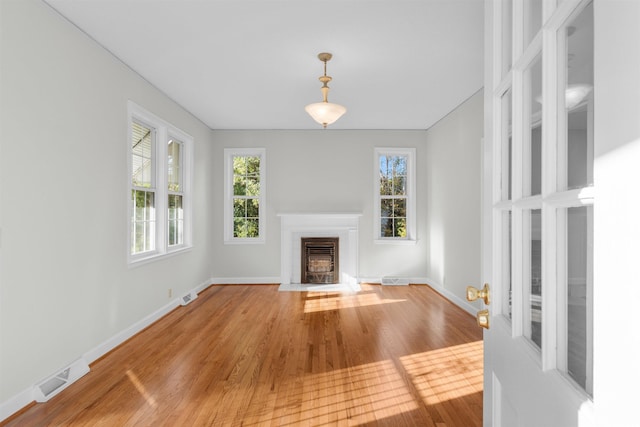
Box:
[246, 198, 259, 217]
[565, 206, 593, 394]
[233, 199, 246, 218]
[246, 156, 260, 175]
[132, 121, 153, 188]
[524, 0, 542, 47]
[233, 218, 247, 238]
[526, 209, 542, 349]
[526, 56, 542, 196]
[168, 194, 183, 246]
[167, 139, 182, 192]
[393, 199, 406, 218]
[131, 190, 155, 254]
[379, 155, 407, 195]
[501, 89, 513, 200]
[380, 218, 393, 237]
[393, 218, 407, 238]
[393, 175, 406, 196]
[233, 155, 261, 197]
[234, 175, 246, 196]
[381, 199, 392, 217]
[246, 218, 259, 238]
[560, 3, 593, 190]
[501, 0, 513, 78]
[246, 176, 260, 197]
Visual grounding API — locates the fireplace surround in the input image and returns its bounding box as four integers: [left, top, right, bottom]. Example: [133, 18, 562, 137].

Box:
[278, 213, 361, 286]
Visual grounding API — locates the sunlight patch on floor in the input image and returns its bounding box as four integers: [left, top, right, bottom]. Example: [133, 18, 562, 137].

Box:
[304, 291, 406, 313]
[125, 369, 157, 408]
[239, 359, 419, 426]
[400, 340, 483, 405]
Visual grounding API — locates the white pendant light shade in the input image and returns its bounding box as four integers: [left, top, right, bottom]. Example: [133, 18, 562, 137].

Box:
[305, 102, 347, 128]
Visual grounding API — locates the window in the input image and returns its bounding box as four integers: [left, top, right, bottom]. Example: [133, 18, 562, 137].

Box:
[128, 102, 192, 264]
[374, 148, 416, 243]
[224, 148, 266, 243]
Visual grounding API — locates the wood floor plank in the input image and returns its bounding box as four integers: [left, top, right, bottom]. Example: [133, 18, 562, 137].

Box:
[2, 284, 483, 427]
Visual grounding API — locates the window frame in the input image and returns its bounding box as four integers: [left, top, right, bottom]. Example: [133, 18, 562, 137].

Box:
[128, 101, 193, 265]
[223, 148, 266, 244]
[373, 147, 416, 244]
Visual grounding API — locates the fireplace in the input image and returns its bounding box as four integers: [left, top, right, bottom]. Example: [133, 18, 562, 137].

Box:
[278, 213, 361, 286]
[302, 237, 339, 284]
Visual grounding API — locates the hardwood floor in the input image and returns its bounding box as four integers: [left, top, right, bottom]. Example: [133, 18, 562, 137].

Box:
[3, 284, 483, 426]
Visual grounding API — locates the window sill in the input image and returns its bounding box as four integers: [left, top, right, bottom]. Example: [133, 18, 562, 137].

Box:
[224, 238, 266, 245]
[374, 238, 417, 246]
[128, 245, 193, 268]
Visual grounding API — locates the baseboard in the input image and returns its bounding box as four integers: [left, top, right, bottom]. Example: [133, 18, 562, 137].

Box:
[425, 280, 479, 316]
[210, 277, 281, 284]
[0, 387, 34, 423]
[83, 299, 181, 364]
[357, 276, 432, 285]
[0, 278, 212, 423]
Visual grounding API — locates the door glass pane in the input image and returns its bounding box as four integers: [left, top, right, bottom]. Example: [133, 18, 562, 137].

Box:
[560, 3, 594, 190]
[525, 209, 542, 349]
[501, 0, 513, 78]
[564, 206, 593, 394]
[502, 211, 513, 320]
[501, 89, 513, 200]
[524, 0, 542, 47]
[526, 56, 542, 196]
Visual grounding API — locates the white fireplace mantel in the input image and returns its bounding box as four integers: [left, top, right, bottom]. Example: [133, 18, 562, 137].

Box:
[278, 213, 361, 285]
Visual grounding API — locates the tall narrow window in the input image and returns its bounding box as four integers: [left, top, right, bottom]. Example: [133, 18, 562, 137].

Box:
[374, 148, 416, 243]
[224, 148, 266, 243]
[131, 121, 156, 255]
[128, 102, 193, 264]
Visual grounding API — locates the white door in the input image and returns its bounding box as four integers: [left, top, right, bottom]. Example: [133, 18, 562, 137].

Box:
[479, 1, 598, 426]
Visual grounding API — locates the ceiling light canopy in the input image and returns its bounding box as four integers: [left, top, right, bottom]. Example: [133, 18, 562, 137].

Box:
[305, 53, 346, 128]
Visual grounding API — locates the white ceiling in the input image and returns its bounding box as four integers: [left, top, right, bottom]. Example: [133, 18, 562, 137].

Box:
[43, 0, 484, 130]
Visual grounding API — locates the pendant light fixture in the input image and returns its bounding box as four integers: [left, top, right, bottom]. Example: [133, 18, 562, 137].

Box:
[305, 53, 347, 128]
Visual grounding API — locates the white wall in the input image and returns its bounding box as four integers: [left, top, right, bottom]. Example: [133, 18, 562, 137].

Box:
[210, 130, 432, 282]
[0, 0, 213, 405]
[593, 1, 640, 425]
[424, 90, 484, 310]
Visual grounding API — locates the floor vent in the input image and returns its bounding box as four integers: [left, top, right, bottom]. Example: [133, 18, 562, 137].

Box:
[381, 277, 410, 286]
[181, 291, 197, 306]
[33, 358, 90, 402]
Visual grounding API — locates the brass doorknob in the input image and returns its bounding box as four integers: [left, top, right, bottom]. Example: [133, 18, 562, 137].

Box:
[466, 283, 490, 305]
[476, 309, 490, 329]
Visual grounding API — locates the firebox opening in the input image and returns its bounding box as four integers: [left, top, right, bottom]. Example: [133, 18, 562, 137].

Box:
[301, 237, 339, 284]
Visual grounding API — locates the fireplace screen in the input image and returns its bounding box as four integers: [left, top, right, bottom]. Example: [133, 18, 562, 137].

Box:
[301, 237, 339, 284]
